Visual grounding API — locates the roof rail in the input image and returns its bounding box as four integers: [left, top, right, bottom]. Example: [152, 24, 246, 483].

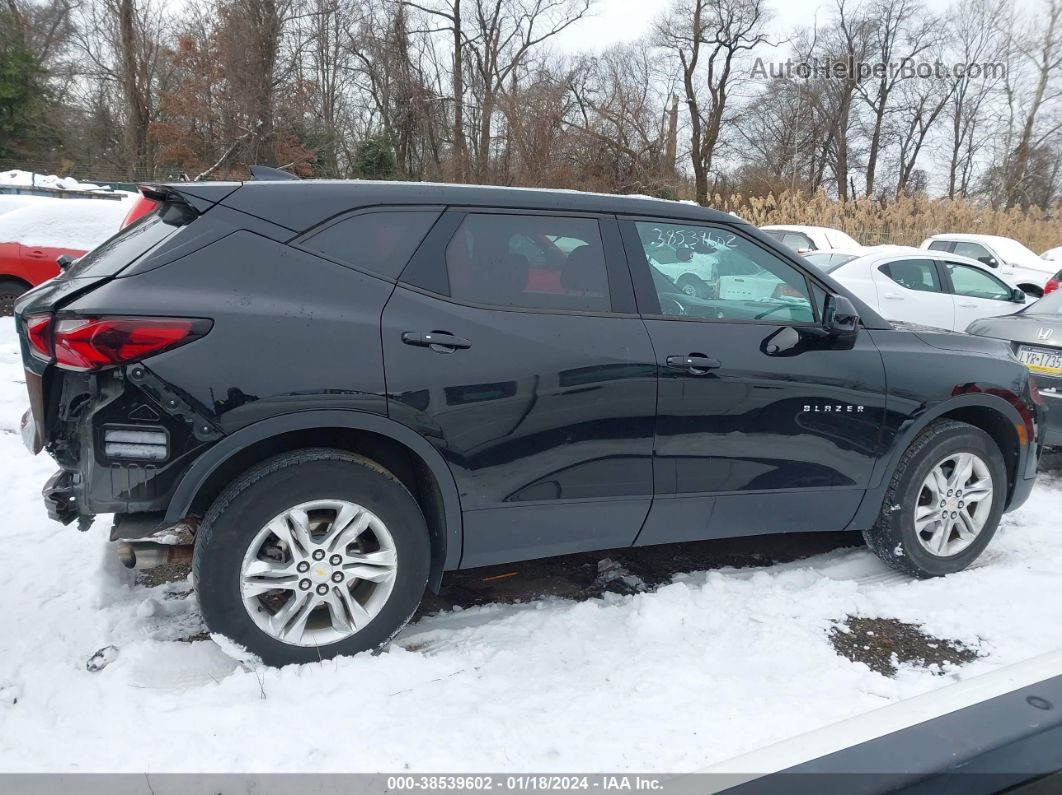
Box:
[248, 165, 299, 181]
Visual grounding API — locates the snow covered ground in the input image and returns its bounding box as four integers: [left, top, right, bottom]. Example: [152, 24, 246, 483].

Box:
[0, 319, 1061, 773]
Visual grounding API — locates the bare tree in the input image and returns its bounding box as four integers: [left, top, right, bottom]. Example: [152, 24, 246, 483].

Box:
[940, 0, 1007, 198]
[658, 0, 768, 205]
[856, 0, 938, 196]
[1001, 0, 1062, 207]
[463, 0, 590, 180]
[73, 0, 171, 176]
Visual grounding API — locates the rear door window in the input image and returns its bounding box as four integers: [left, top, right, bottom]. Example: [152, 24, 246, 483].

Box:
[444, 214, 611, 312]
[927, 240, 953, 252]
[879, 259, 943, 292]
[300, 209, 440, 279]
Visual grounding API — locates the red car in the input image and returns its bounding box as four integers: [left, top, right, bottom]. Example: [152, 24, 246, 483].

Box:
[0, 195, 138, 314]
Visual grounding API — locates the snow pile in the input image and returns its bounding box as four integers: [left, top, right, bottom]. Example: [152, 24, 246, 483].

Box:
[0, 196, 132, 249]
[0, 169, 109, 193]
[0, 319, 1061, 772]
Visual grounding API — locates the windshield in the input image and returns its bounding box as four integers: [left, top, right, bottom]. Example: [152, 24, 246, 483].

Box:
[804, 252, 856, 272]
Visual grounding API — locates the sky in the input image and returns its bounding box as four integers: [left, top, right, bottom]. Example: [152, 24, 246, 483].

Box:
[551, 0, 1026, 53]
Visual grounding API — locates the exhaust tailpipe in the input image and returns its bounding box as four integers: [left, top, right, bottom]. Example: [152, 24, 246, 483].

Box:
[116, 541, 193, 570]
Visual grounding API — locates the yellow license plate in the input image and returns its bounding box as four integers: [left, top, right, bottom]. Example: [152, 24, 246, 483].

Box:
[1018, 346, 1062, 375]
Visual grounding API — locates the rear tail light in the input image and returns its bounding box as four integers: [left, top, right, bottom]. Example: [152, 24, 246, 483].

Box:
[23, 315, 210, 371]
[25, 315, 52, 361]
[1030, 375, 1044, 406]
[1045, 279, 1060, 295]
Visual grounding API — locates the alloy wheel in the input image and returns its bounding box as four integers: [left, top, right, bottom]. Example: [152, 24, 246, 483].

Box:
[239, 499, 398, 646]
[913, 452, 994, 557]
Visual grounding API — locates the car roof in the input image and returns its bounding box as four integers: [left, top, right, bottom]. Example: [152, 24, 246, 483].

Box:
[924, 233, 1013, 245]
[845, 247, 1017, 281]
[197, 179, 742, 233]
[761, 225, 836, 234]
[808, 245, 906, 257]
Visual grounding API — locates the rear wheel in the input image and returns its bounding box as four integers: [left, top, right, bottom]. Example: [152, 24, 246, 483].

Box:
[0, 278, 29, 316]
[864, 420, 1006, 577]
[193, 449, 430, 666]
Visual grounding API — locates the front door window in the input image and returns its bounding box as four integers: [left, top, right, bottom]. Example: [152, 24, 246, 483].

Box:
[631, 221, 815, 323]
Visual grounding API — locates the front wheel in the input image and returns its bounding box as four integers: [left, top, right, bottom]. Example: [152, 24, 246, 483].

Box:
[193, 449, 430, 666]
[864, 420, 1006, 578]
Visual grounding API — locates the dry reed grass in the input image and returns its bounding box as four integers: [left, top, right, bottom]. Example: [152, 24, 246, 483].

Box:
[713, 191, 1062, 253]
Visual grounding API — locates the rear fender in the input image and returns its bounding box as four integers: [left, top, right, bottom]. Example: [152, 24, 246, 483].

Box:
[165, 410, 463, 581]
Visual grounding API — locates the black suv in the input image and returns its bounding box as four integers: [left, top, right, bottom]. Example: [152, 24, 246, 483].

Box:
[15, 180, 1044, 666]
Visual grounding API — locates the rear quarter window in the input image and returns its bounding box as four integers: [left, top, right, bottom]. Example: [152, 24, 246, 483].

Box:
[299, 209, 441, 279]
[64, 209, 182, 279]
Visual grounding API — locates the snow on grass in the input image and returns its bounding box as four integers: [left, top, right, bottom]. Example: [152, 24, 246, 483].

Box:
[0, 319, 1060, 772]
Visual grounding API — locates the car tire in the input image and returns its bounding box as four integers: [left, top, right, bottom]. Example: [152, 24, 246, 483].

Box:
[193, 448, 430, 666]
[677, 274, 708, 298]
[863, 420, 1006, 578]
[0, 279, 29, 316]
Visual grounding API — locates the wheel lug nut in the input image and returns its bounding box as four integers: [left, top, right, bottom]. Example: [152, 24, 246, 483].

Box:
[329, 554, 342, 566]
[331, 571, 344, 582]
[316, 584, 328, 595]
[297, 561, 310, 573]
[951, 511, 957, 519]
[958, 501, 964, 508]
[299, 579, 311, 590]
[312, 549, 325, 561]
[940, 500, 946, 507]
[947, 489, 953, 496]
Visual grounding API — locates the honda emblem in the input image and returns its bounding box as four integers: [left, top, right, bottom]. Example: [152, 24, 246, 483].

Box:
[1037, 327, 1054, 341]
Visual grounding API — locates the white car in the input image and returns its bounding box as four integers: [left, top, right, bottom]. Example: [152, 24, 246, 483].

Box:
[1042, 246, 1062, 261]
[804, 247, 1027, 331]
[761, 225, 863, 254]
[920, 234, 1055, 296]
[647, 236, 782, 300]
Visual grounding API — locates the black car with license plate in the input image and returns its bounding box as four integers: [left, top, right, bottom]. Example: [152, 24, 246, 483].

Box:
[967, 289, 1062, 447]
[13, 179, 1046, 665]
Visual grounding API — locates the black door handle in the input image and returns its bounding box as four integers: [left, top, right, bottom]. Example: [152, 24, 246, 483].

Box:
[401, 331, 472, 352]
[666, 353, 721, 374]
